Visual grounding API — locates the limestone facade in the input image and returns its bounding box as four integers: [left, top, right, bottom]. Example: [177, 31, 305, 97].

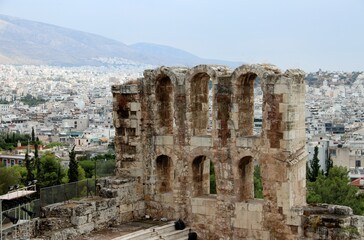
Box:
[112, 64, 308, 239]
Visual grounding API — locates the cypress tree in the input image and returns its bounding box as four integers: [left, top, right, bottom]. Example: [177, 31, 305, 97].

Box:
[68, 145, 78, 183]
[31, 127, 35, 143]
[25, 150, 34, 181]
[34, 143, 41, 177]
[307, 146, 321, 182]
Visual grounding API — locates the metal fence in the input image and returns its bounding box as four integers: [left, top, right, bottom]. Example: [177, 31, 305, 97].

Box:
[2, 199, 40, 221]
[40, 179, 96, 207]
[0, 199, 40, 240]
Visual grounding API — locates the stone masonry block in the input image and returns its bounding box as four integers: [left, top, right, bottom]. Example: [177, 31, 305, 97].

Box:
[274, 84, 289, 94]
[249, 211, 263, 230]
[190, 136, 212, 147]
[248, 202, 263, 212]
[155, 135, 174, 145]
[192, 205, 206, 215]
[130, 102, 140, 111]
[71, 215, 88, 226]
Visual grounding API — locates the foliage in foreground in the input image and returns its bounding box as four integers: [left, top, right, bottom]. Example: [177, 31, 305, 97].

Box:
[0, 164, 23, 195]
[254, 165, 263, 198]
[307, 166, 364, 215]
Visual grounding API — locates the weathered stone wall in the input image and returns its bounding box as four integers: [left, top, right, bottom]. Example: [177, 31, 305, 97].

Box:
[112, 64, 309, 239]
[303, 204, 364, 239]
[20, 177, 144, 240]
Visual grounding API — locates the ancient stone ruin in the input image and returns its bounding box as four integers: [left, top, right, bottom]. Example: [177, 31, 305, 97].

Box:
[112, 64, 308, 239]
[13, 64, 364, 240]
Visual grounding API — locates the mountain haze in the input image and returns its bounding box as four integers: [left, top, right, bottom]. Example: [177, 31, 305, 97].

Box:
[0, 14, 241, 67]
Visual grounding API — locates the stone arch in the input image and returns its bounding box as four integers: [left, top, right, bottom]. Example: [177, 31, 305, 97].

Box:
[192, 155, 215, 197]
[186, 65, 229, 136]
[155, 155, 172, 193]
[152, 66, 179, 86]
[155, 74, 174, 134]
[232, 64, 267, 137]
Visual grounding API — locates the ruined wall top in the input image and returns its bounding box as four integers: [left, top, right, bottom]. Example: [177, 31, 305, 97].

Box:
[112, 63, 306, 153]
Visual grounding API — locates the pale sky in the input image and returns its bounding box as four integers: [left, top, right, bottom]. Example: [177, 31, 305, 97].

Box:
[0, 0, 363, 72]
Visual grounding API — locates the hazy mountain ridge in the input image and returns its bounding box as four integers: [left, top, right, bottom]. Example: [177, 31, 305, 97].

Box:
[0, 14, 242, 67]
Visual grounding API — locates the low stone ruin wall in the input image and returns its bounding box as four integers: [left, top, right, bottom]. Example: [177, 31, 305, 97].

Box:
[3, 177, 144, 240]
[303, 204, 364, 239]
[34, 177, 144, 240]
[5, 178, 364, 240]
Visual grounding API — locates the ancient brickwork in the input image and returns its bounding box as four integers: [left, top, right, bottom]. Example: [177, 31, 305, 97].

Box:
[111, 64, 310, 239]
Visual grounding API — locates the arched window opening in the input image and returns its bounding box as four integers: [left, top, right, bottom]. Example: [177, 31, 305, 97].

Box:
[192, 155, 211, 196]
[191, 73, 211, 135]
[237, 73, 258, 136]
[208, 79, 213, 133]
[156, 155, 172, 193]
[210, 160, 217, 194]
[156, 76, 173, 134]
[238, 156, 254, 201]
[253, 77, 263, 135]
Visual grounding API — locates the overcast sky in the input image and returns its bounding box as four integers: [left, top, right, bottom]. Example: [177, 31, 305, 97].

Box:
[0, 0, 363, 72]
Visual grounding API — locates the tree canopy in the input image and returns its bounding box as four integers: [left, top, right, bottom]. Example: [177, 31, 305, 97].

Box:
[307, 166, 364, 215]
[0, 165, 23, 195]
[37, 152, 65, 188]
[0, 132, 31, 151]
[20, 94, 47, 107]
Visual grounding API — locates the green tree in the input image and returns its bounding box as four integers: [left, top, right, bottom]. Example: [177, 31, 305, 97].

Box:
[46, 142, 68, 148]
[34, 143, 41, 179]
[307, 146, 321, 182]
[0, 165, 21, 195]
[78, 165, 86, 180]
[0, 132, 31, 150]
[31, 127, 35, 143]
[38, 152, 65, 188]
[307, 166, 364, 215]
[79, 160, 95, 178]
[254, 165, 263, 198]
[63, 165, 86, 183]
[98, 159, 115, 176]
[25, 150, 34, 182]
[12, 165, 27, 185]
[20, 94, 46, 107]
[68, 145, 78, 183]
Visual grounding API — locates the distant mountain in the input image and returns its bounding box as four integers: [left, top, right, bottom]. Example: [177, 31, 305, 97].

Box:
[0, 14, 242, 67]
[130, 43, 241, 67]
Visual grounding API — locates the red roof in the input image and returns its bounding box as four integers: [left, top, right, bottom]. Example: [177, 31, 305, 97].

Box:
[351, 178, 364, 187]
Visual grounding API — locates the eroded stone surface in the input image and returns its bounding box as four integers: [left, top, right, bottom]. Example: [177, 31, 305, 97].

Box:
[112, 64, 308, 239]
